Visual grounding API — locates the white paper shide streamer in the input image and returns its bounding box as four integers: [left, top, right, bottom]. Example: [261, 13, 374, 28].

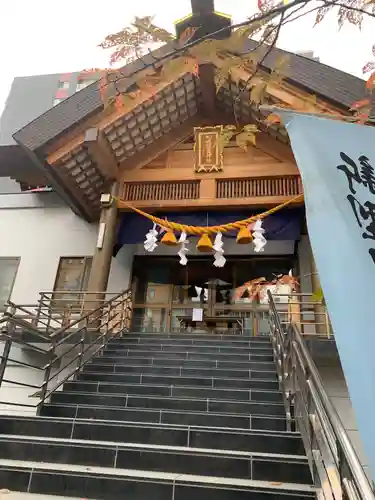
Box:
[213, 232, 226, 267]
[177, 231, 189, 266]
[252, 220, 267, 253]
[144, 224, 158, 252]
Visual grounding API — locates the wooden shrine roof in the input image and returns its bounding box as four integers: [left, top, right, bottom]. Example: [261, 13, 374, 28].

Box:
[0, 34, 370, 220]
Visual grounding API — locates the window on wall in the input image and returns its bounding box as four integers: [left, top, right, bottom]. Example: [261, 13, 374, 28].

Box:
[58, 81, 70, 90]
[53, 257, 92, 307]
[54, 257, 92, 292]
[0, 258, 20, 311]
[76, 79, 96, 91]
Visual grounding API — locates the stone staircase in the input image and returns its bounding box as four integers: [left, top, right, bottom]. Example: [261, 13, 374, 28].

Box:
[0, 333, 317, 499]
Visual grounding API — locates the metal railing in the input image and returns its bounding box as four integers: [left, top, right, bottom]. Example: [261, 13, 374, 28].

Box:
[0, 289, 132, 414]
[268, 290, 374, 500]
[272, 292, 333, 338]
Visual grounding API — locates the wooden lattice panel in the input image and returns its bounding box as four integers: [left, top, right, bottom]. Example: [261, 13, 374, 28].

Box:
[103, 74, 200, 165]
[217, 80, 289, 142]
[216, 176, 302, 199]
[123, 180, 200, 201]
[56, 146, 108, 215]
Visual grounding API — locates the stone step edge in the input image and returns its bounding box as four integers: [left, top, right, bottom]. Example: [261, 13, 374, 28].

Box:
[122, 333, 270, 338]
[0, 493, 81, 500]
[102, 350, 274, 359]
[79, 371, 279, 385]
[68, 380, 281, 395]
[0, 459, 317, 493]
[85, 364, 277, 376]
[54, 390, 285, 406]
[43, 401, 286, 420]
[0, 434, 308, 461]
[91, 356, 275, 365]
[106, 343, 273, 352]
[0, 414, 296, 435]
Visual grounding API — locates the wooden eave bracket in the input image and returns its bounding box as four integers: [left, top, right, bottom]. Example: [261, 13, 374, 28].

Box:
[84, 127, 118, 179]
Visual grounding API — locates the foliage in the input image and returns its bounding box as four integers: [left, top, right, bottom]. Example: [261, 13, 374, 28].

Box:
[219, 124, 259, 151]
[91, 0, 375, 127]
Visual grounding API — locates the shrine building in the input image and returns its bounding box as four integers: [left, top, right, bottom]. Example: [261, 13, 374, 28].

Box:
[0, 0, 372, 483]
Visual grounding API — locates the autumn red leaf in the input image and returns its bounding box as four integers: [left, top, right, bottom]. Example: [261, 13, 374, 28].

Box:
[115, 95, 123, 111]
[354, 112, 370, 124]
[179, 27, 198, 46]
[366, 72, 375, 89]
[350, 98, 371, 110]
[362, 61, 375, 74]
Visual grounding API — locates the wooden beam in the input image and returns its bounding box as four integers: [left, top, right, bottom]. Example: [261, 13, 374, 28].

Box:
[209, 52, 347, 116]
[84, 128, 118, 179]
[198, 64, 217, 117]
[119, 195, 303, 212]
[255, 133, 295, 163]
[122, 161, 298, 182]
[119, 116, 204, 172]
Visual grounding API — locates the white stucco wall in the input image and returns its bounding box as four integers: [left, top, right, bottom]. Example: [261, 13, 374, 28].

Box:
[0, 192, 134, 304]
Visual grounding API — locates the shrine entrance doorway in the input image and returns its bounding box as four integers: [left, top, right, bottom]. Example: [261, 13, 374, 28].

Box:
[131, 255, 295, 334]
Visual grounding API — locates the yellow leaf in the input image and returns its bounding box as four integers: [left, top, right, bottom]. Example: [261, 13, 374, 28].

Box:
[161, 57, 197, 81]
[366, 72, 375, 89]
[226, 22, 266, 51]
[133, 17, 174, 43]
[219, 126, 237, 148]
[302, 94, 317, 110]
[214, 69, 228, 93]
[250, 82, 267, 105]
[188, 39, 222, 64]
[243, 124, 258, 134]
[235, 131, 257, 151]
[264, 113, 281, 126]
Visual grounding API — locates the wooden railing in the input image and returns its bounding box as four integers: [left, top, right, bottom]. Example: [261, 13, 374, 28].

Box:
[123, 180, 200, 201]
[216, 176, 302, 199]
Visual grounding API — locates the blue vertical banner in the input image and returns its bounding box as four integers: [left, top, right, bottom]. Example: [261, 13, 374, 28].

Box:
[277, 111, 375, 479]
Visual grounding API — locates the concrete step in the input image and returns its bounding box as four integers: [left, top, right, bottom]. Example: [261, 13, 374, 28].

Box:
[83, 362, 277, 380]
[77, 371, 279, 391]
[0, 416, 302, 454]
[40, 404, 290, 431]
[49, 390, 286, 416]
[0, 435, 312, 484]
[0, 459, 317, 499]
[63, 380, 283, 403]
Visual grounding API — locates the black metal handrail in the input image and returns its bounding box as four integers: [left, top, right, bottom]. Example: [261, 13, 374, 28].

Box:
[0, 289, 132, 415]
[267, 290, 374, 500]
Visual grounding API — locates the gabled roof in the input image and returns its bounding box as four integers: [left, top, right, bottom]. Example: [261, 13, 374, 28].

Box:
[12, 41, 367, 154]
[0, 26, 368, 221]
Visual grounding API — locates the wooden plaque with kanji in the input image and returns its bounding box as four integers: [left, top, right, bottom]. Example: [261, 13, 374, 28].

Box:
[194, 126, 223, 173]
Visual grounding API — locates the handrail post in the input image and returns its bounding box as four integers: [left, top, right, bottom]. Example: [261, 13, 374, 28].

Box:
[37, 338, 56, 416]
[0, 334, 12, 389]
[75, 316, 87, 379]
[33, 293, 43, 328]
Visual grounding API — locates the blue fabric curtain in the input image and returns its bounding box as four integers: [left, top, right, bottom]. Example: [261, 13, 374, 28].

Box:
[117, 208, 303, 245]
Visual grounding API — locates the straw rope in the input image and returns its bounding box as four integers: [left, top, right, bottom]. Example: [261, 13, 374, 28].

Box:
[116, 193, 304, 235]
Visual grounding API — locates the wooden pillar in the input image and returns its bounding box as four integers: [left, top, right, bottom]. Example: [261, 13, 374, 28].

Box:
[86, 182, 119, 309]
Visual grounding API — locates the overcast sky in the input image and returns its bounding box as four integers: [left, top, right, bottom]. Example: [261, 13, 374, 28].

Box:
[0, 0, 374, 115]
